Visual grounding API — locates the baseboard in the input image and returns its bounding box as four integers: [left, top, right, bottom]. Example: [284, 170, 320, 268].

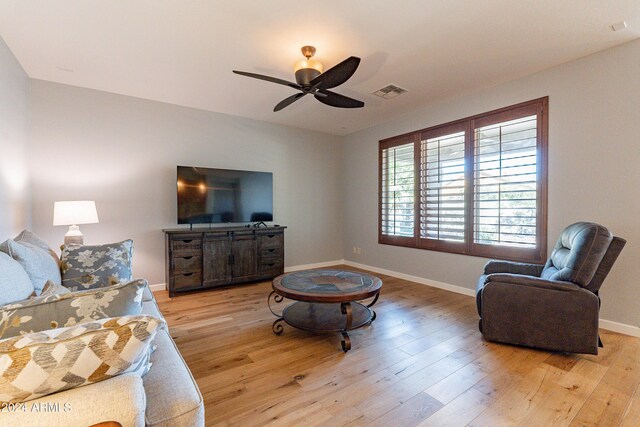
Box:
[342, 259, 639, 337]
[599, 319, 640, 337]
[149, 283, 166, 292]
[343, 260, 475, 297]
[285, 260, 345, 273]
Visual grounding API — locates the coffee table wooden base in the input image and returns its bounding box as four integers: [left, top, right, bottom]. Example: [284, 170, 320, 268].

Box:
[270, 300, 377, 352]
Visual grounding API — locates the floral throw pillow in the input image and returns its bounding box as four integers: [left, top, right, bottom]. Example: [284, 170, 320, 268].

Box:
[31, 279, 71, 299]
[61, 240, 133, 291]
[0, 315, 163, 403]
[0, 279, 147, 339]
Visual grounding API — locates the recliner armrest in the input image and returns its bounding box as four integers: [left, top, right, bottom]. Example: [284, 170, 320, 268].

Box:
[485, 273, 580, 292]
[483, 260, 544, 276]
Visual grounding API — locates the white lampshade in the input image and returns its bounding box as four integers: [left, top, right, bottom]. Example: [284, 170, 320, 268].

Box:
[53, 201, 99, 226]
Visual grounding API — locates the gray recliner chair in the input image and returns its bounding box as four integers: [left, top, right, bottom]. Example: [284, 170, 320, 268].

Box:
[476, 222, 626, 354]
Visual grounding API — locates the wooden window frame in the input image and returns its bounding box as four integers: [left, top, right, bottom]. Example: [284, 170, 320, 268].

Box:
[378, 97, 548, 263]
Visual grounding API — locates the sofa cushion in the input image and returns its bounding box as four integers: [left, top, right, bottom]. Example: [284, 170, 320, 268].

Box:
[60, 240, 133, 291]
[0, 252, 35, 306]
[0, 279, 147, 339]
[0, 372, 146, 427]
[144, 329, 204, 427]
[0, 315, 163, 403]
[0, 238, 62, 294]
[143, 284, 155, 302]
[142, 299, 167, 326]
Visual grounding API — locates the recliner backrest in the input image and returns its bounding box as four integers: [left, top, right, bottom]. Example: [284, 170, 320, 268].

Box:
[540, 222, 613, 287]
[584, 236, 626, 293]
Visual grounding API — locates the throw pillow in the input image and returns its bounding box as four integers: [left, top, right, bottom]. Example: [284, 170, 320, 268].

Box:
[38, 280, 72, 298]
[0, 253, 35, 306]
[0, 238, 62, 294]
[60, 240, 133, 291]
[0, 279, 147, 339]
[0, 315, 163, 403]
[14, 230, 60, 269]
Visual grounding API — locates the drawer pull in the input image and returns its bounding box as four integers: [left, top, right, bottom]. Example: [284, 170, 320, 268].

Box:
[181, 256, 193, 260]
[182, 239, 193, 243]
[266, 263, 275, 267]
[182, 272, 193, 277]
[267, 249, 275, 253]
[267, 234, 275, 238]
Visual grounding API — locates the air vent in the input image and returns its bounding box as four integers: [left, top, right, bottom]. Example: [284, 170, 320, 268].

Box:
[372, 84, 408, 99]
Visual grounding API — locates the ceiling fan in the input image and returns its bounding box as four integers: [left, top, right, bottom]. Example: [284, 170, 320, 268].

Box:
[233, 46, 364, 112]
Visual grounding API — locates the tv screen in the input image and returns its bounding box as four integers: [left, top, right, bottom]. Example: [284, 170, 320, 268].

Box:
[177, 166, 273, 224]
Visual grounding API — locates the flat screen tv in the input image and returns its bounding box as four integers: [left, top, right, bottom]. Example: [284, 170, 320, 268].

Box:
[177, 166, 273, 224]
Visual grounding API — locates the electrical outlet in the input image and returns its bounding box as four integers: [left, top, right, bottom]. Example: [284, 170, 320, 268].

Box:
[352, 246, 357, 254]
[356, 247, 361, 255]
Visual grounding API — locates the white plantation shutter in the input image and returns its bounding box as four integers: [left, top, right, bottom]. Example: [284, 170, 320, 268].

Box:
[380, 141, 415, 238]
[473, 115, 538, 248]
[420, 131, 466, 242]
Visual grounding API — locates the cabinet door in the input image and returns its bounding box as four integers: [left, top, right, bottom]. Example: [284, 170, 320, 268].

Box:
[203, 234, 232, 286]
[231, 234, 257, 280]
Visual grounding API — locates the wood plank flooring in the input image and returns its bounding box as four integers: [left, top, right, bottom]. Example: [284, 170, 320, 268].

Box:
[155, 265, 640, 426]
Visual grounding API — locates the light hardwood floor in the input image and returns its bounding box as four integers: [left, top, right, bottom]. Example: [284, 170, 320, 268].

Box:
[155, 265, 640, 426]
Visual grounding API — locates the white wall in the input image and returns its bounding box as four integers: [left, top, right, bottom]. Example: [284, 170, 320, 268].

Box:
[29, 81, 343, 284]
[0, 37, 30, 237]
[342, 39, 640, 327]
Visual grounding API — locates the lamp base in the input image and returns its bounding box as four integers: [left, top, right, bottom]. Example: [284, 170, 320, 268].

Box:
[64, 225, 84, 246]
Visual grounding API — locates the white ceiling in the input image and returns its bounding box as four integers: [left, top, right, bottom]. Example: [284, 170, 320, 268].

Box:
[1, 1, 639, 136]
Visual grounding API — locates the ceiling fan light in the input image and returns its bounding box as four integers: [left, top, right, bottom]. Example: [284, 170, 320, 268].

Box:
[294, 58, 323, 74]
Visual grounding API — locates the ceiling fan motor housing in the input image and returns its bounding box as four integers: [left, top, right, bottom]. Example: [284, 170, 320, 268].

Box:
[295, 67, 321, 86]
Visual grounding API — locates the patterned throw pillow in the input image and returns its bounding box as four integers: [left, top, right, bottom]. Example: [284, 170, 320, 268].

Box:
[37, 280, 72, 298]
[0, 315, 163, 403]
[60, 240, 133, 291]
[0, 279, 147, 339]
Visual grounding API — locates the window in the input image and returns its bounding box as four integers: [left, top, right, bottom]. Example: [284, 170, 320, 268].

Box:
[379, 97, 548, 262]
[380, 140, 415, 239]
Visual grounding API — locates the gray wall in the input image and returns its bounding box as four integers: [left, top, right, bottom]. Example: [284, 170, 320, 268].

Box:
[0, 37, 30, 237]
[29, 81, 343, 284]
[342, 39, 640, 327]
[7, 35, 640, 327]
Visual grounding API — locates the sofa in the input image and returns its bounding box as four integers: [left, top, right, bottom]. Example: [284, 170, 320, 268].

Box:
[0, 231, 204, 426]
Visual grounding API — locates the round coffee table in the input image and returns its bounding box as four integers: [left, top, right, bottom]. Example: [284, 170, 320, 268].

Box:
[269, 269, 382, 352]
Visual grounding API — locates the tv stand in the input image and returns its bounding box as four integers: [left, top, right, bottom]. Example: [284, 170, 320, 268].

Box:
[164, 225, 286, 297]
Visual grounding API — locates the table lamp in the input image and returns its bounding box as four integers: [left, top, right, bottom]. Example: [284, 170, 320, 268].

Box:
[53, 201, 99, 245]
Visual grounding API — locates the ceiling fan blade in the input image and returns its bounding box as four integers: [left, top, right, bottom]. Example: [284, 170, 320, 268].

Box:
[309, 56, 361, 89]
[274, 93, 306, 112]
[233, 70, 302, 90]
[314, 90, 364, 108]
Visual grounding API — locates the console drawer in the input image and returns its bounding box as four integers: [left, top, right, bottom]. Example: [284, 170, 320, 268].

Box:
[260, 247, 283, 258]
[173, 271, 202, 290]
[258, 233, 283, 249]
[171, 236, 202, 254]
[259, 256, 284, 276]
[172, 255, 201, 273]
